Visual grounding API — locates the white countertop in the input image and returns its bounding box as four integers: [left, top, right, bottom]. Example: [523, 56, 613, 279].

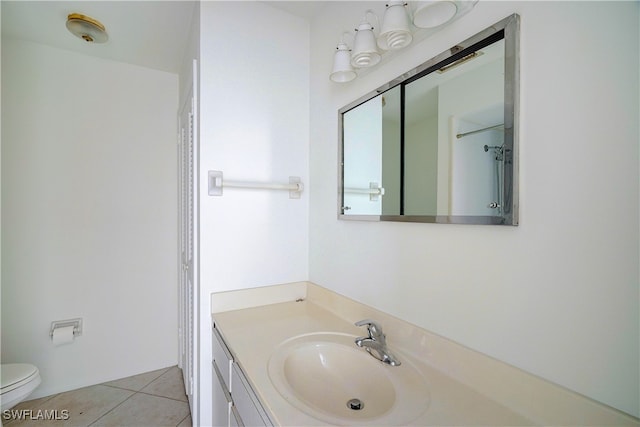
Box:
[212, 282, 639, 426]
[214, 299, 531, 426]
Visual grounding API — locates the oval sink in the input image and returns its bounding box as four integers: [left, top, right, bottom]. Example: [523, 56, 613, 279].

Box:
[267, 332, 430, 425]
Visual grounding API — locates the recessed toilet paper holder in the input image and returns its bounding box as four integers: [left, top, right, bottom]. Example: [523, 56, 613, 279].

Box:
[50, 318, 83, 338]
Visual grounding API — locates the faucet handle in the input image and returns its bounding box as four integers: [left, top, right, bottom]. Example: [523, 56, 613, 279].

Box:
[355, 319, 384, 340]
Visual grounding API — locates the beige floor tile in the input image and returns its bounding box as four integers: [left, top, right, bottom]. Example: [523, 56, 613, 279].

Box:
[13, 394, 56, 409]
[90, 393, 190, 427]
[3, 368, 190, 427]
[140, 367, 187, 402]
[5, 384, 133, 427]
[101, 367, 170, 392]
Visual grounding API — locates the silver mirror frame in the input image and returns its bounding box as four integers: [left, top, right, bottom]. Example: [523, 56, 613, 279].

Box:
[338, 14, 520, 225]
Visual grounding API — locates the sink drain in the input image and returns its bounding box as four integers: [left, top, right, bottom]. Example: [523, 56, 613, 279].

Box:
[347, 398, 364, 411]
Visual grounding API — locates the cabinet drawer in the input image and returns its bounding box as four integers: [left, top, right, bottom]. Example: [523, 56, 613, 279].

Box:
[213, 324, 234, 393]
[230, 406, 243, 427]
[231, 364, 272, 427]
[213, 362, 232, 427]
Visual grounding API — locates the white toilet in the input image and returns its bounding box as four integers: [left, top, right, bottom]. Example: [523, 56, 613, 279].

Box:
[1, 364, 41, 410]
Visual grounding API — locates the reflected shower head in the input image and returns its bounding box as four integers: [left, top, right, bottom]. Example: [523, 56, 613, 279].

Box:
[484, 145, 504, 161]
[484, 144, 502, 152]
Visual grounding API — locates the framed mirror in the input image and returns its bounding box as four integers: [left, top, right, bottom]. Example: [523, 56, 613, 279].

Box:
[339, 14, 519, 225]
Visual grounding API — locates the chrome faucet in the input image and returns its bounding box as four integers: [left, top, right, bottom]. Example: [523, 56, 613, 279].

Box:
[354, 319, 401, 366]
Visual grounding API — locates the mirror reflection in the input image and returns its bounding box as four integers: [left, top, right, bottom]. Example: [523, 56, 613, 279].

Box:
[340, 15, 519, 225]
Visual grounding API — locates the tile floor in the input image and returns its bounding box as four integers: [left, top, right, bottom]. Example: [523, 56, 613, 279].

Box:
[3, 366, 191, 427]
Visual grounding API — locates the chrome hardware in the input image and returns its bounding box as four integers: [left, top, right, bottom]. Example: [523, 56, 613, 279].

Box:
[347, 398, 364, 410]
[354, 319, 401, 366]
[488, 202, 501, 209]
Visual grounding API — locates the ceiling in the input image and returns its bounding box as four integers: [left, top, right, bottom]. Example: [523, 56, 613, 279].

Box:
[1, 1, 197, 74]
[264, 1, 326, 20]
[1, 1, 326, 74]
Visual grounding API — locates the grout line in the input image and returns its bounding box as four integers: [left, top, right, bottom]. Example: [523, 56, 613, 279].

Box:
[103, 380, 188, 403]
[176, 412, 191, 427]
[102, 366, 172, 392]
[137, 366, 174, 390]
[87, 391, 191, 426]
[87, 390, 137, 427]
[136, 389, 189, 403]
[102, 383, 139, 393]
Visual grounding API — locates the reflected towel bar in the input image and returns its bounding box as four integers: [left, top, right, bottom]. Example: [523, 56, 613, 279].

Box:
[456, 123, 504, 139]
[208, 170, 303, 199]
[344, 183, 385, 201]
[344, 187, 384, 195]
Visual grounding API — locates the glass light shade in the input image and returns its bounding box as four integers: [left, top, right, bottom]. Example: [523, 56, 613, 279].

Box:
[330, 43, 357, 83]
[66, 13, 108, 43]
[351, 21, 381, 68]
[377, 1, 413, 51]
[412, 1, 458, 29]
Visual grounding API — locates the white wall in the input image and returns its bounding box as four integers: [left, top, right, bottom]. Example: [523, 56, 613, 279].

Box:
[1, 39, 179, 398]
[198, 2, 309, 424]
[309, 1, 639, 417]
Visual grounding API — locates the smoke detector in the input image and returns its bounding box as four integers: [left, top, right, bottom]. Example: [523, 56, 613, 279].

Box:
[66, 13, 108, 43]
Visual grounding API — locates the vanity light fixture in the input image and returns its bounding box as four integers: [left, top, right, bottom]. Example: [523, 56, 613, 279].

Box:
[377, 1, 413, 51]
[330, 38, 357, 83]
[329, 1, 478, 83]
[66, 13, 108, 43]
[412, 1, 458, 29]
[351, 11, 381, 68]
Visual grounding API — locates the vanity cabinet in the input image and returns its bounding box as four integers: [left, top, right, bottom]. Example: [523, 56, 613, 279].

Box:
[213, 323, 273, 427]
